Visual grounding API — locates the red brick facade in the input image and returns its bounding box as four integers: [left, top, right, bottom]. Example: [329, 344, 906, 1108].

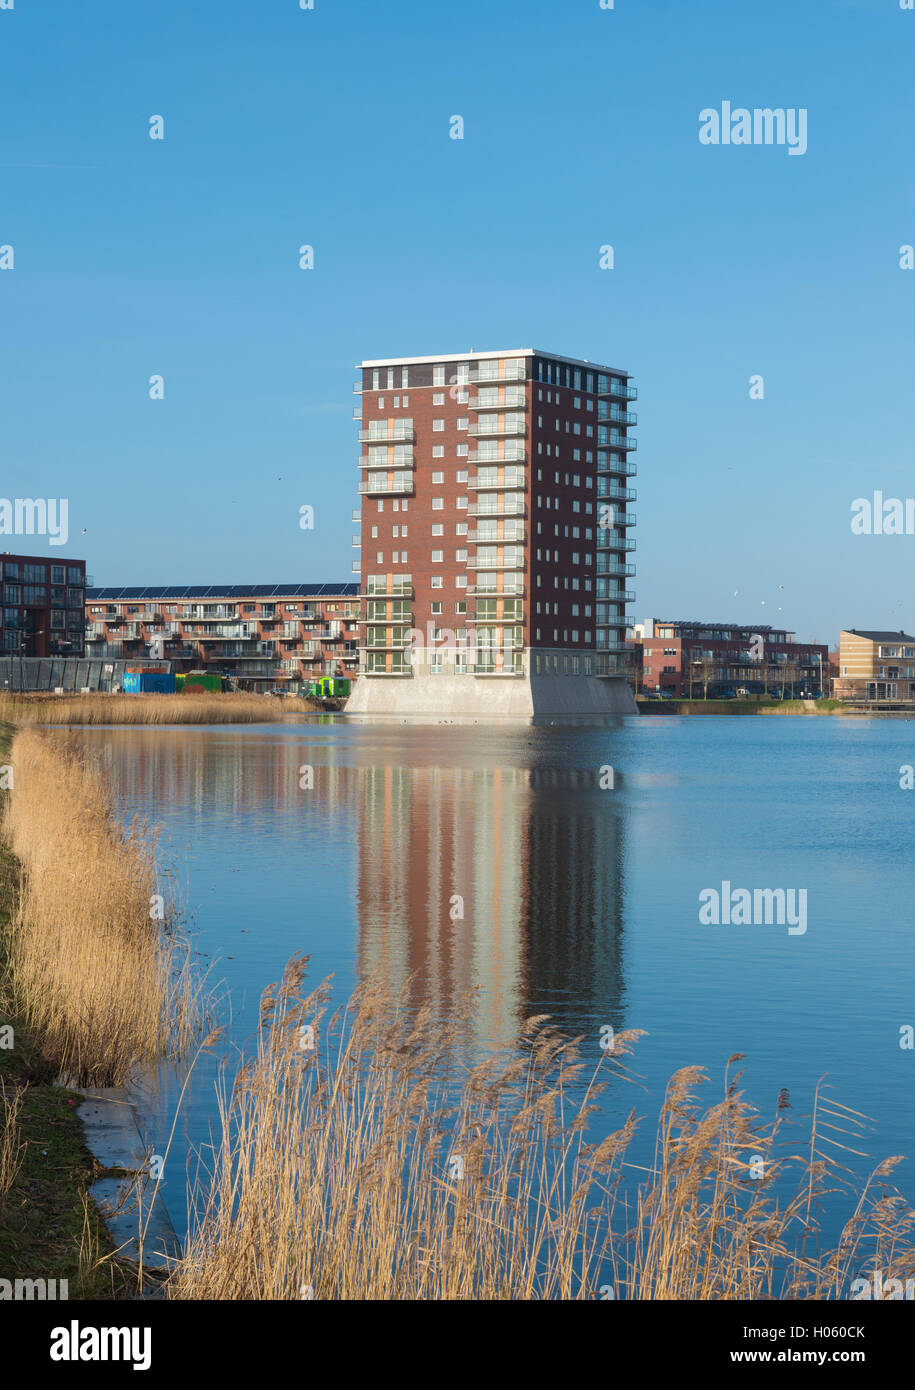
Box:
[356, 350, 636, 681]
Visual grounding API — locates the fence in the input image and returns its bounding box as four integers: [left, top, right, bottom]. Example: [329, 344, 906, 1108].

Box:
[0, 657, 171, 693]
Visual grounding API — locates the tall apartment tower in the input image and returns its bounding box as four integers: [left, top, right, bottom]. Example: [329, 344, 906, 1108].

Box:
[347, 349, 638, 716]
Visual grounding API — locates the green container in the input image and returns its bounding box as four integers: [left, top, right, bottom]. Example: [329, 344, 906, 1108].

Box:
[182, 672, 223, 693]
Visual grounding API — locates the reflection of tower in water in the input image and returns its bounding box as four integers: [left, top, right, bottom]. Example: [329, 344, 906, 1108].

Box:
[520, 764, 626, 1038]
[356, 755, 626, 1049]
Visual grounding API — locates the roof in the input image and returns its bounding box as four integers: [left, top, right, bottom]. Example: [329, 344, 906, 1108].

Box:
[358, 348, 630, 375]
[841, 629, 915, 643]
[86, 583, 359, 601]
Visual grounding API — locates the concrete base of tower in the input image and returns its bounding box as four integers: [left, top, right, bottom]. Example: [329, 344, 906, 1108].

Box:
[344, 671, 637, 718]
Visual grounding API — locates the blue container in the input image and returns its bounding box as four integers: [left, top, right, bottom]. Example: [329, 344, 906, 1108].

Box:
[122, 672, 176, 694]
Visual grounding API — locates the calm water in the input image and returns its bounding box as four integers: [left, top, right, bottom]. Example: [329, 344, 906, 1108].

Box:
[73, 715, 915, 1239]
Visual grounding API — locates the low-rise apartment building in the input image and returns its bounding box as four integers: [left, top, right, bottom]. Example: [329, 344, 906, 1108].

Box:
[85, 583, 360, 689]
[635, 620, 828, 698]
[834, 629, 915, 700]
[1, 551, 88, 657]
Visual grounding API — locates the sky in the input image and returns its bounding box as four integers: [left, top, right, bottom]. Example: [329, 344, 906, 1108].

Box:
[1, 0, 913, 645]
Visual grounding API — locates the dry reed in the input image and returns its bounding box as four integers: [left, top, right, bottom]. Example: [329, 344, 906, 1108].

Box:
[0, 1082, 23, 1205]
[0, 692, 315, 727]
[1, 728, 205, 1086]
[169, 959, 915, 1300]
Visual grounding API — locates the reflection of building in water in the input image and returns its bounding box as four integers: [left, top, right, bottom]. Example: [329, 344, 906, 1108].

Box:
[72, 725, 357, 839]
[520, 767, 626, 1037]
[356, 758, 626, 1047]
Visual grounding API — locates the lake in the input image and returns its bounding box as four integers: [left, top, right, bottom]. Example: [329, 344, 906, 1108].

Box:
[72, 714, 915, 1241]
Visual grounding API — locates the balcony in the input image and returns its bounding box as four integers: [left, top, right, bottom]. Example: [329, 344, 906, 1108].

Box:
[358, 478, 415, 495]
[596, 457, 637, 477]
[605, 432, 637, 451]
[468, 365, 526, 384]
[474, 656, 524, 676]
[597, 406, 638, 426]
[469, 445, 526, 465]
[467, 579, 524, 596]
[466, 555, 524, 570]
[467, 500, 526, 518]
[598, 484, 637, 502]
[466, 526, 525, 544]
[359, 452, 415, 468]
[471, 389, 526, 411]
[596, 535, 636, 552]
[468, 418, 526, 438]
[467, 472, 526, 491]
[468, 609, 524, 624]
[598, 559, 636, 577]
[596, 379, 637, 401]
[599, 511, 636, 528]
[361, 582, 413, 598]
[358, 424, 415, 443]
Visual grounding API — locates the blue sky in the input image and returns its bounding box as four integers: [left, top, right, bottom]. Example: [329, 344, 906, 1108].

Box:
[1, 0, 913, 644]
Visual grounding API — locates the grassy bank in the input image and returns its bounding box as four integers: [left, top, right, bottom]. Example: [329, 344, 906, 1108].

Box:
[169, 959, 915, 1300]
[2, 727, 205, 1087]
[0, 691, 317, 726]
[0, 723, 133, 1297]
[638, 698, 846, 715]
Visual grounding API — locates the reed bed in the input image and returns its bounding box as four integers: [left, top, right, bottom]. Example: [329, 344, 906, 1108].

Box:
[1, 728, 205, 1086]
[0, 1082, 23, 1205]
[169, 959, 915, 1300]
[0, 692, 314, 727]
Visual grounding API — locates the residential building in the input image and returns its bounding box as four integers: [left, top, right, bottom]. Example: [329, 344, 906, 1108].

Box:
[85, 583, 359, 689]
[636, 620, 828, 698]
[1, 551, 87, 657]
[346, 349, 638, 715]
[834, 629, 915, 700]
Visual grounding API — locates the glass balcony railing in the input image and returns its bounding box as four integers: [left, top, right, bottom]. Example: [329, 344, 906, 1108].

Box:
[471, 389, 526, 411]
[358, 424, 415, 442]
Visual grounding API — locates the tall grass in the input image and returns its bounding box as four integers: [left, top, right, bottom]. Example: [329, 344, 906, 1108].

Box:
[169, 959, 915, 1300]
[1, 728, 205, 1086]
[0, 1082, 23, 1205]
[0, 692, 315, 727]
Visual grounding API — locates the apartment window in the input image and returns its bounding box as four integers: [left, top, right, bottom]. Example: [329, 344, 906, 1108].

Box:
[431, 576, 443, 589]
[400, 551, 408, 563]
[433, 419, 444, 431]
[432, 471, 444, 484]
[432, 446, 445, 458]
[386, 369, 394, 388]
[431, 602, 443, 615]
[433, 393, 445, 405]
[456, 444, 469, 456]
[455, 575, 467, 588]
[432, 524, 444, 536]
[432, 498, 444, 510]
[456, 470, 468, 482]
[432, 550, 444, 563]
[456, 549, 467, 562]
[372, 370, 380, 390]
[456, 418, 468, 430]
[433, 365, 446, 386]
[401, 367, 409, 387]
[455, 523, 467, 535]
[456, 497, 468, 509]
[455, 601, 467, 614]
